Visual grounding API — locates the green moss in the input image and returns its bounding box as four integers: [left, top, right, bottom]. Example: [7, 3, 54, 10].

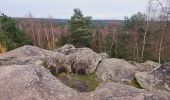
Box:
[130, 77, 143, 89]
[57, 72, 99, 92]
[73, 73, 99, 91]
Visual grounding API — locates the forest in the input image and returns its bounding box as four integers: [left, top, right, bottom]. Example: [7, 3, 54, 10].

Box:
[0, 0, 170, 63]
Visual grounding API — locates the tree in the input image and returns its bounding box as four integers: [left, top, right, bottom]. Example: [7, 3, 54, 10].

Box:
[0, 13, 32, 51]
[69, 8, 93, 47]
[141, 0, 153, 62]
[123, 12, 147, 62]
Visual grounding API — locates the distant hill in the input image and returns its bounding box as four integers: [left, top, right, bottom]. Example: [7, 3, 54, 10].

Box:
[14, 17, 123, 26]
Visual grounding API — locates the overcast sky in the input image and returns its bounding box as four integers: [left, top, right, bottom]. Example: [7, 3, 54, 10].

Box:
[0, 0, 148, 19]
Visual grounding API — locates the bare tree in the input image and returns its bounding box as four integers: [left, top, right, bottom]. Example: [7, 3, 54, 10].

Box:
[141, 0, 153, 62]
[153, 0, 170, 63]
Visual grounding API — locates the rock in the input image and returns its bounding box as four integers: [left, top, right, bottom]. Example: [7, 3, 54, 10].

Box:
[0, 45, 66, 64]
[142, 60, 160, 68]
[91, 82, 170, 100]
[99, 53, 110, 59]
[1, 45, 170, 100]
[129, 60, 160, 72]
[0, 45, 72, 74]
[66, 48, 102, 75]
[53, 45, 102, 75]
[0, 45, 62, 58]
[0, 64, 170, 100]
[53, 44, 76, 55]
[0, 65, 170, 100]
[135, 63, 170, 93]
[0, 65, 82, 100]
[96, 58, 137, 84]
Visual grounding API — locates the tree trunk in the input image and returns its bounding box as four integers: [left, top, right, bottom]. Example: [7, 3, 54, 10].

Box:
[158, 37, 163, 64]
[141, 21, 149, 62]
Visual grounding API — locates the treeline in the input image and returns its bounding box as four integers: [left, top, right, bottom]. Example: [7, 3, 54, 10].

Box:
[0, 0, 169, 63]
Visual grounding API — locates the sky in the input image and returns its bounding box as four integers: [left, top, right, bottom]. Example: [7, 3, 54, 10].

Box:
[0, 0, 148, 20]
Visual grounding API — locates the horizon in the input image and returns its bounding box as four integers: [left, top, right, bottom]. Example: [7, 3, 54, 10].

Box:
[13, 17, 125, 20]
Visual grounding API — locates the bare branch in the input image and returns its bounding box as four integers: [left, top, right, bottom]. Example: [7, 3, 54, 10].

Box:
[155, 0, 170, 15]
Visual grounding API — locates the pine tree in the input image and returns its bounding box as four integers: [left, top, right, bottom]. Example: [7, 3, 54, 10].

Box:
[69, 9, 93, 47]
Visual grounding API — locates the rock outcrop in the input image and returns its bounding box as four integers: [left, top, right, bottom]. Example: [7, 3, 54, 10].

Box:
[0, 45, 170, 100]
[96, 58, 137, 84]
[135, 63, 170, 93]
[0, 64, 170, 100]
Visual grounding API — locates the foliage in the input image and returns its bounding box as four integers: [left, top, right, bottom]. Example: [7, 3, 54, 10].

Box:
[121, 12, 148, 62]
[0, 13, 32, 51]
[69, 9, 93, 48]
[0, 43, 6, 53]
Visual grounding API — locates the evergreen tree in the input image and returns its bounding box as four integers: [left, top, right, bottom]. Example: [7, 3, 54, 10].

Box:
[69, 9, 93, 47]
[0, 13, 32, 51]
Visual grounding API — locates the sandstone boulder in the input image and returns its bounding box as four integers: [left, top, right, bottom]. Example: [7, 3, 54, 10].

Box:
[0, 45, 71, 74]
[96, 58, 137, 84]
[66, 48, 102, 74]
[0, 65, 81, 100]
[135, 63, 170, 93]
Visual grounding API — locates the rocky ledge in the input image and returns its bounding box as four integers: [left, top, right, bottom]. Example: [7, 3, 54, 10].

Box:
[0, 44, 170, 100]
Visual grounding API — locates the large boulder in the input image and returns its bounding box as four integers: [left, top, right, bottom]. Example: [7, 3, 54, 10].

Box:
[96, 58, 137, 84]
[0, 64, 170, 100]
[0, 45, 71, 74]
[53, 45, 102, 75]
[66, 48, 102, 75]
[0, 65, 82, 100]
[135, 63, 170, 93]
